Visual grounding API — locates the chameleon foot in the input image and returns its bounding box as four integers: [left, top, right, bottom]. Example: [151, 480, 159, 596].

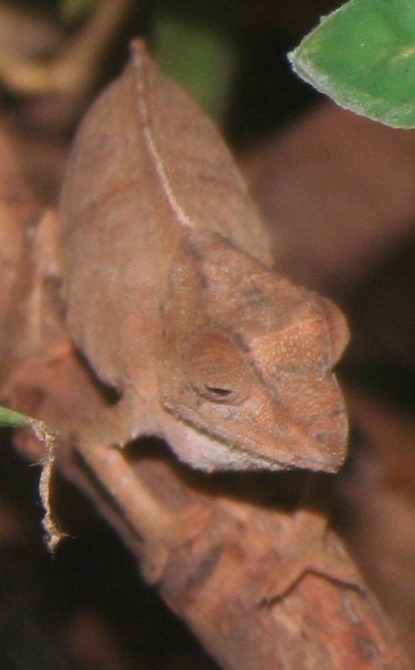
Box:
[139, 503, 214, 585]
[258, 508, 365, 606]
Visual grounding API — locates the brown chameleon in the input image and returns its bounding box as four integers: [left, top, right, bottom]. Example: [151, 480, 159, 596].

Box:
[56, 39, 349, 476]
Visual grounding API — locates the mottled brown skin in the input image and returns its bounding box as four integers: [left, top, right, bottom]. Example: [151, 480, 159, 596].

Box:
[58, 40, 349, 474]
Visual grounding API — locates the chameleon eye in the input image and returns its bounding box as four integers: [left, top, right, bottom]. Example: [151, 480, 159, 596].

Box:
[185, 330, 251, 405]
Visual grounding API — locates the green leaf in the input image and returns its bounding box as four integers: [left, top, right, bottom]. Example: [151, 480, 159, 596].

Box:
[0, 405, 32, 428]
[153, 8, 238, 123]
[60, 0, 98, 23]
[289, 0, 415, 128]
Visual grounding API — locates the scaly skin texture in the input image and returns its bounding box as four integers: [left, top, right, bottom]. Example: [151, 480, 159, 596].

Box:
[58, 39, 349, 473]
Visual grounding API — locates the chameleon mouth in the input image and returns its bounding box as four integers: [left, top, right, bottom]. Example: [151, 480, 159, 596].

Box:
[162, 405, 347, 473]
[210, 429, 347, 473]
[223, 439, 343, 473]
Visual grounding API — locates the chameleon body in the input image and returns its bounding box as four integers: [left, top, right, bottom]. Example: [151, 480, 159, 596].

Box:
[58, 40, 349, 473]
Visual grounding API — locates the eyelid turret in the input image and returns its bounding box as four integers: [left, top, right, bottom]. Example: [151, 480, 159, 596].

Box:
[184, 328, 252, 405]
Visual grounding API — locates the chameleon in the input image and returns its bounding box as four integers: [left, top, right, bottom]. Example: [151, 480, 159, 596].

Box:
[57, 39, 349, 477]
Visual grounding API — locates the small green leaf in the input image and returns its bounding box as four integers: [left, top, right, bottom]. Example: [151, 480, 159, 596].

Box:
[60, 0, 98, 23]
[0, 405, 32, 428]
[153, 7, 238, 123]
[289, 0, 415, 128]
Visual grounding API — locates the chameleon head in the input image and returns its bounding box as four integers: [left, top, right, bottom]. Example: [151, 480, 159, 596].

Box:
[158, 231, 350, 473]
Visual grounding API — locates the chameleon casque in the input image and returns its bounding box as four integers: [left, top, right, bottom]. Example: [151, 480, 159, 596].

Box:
[57, 39, 349, 477]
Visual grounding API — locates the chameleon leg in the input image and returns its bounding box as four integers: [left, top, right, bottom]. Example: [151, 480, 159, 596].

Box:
[254, 474, 364, 604]
[258, 504, 365, 605]
[65, 427, 212, 584]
